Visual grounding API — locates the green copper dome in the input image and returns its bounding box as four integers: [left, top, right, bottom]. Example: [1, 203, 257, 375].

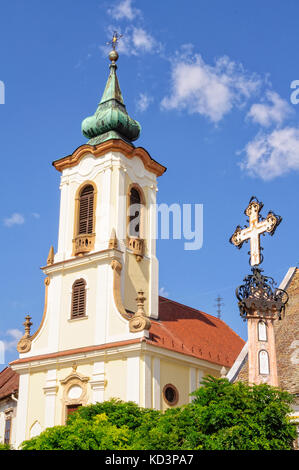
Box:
[82, 49, 141, 145]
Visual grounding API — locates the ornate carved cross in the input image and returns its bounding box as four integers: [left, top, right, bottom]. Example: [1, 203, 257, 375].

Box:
[230, 196, 282, 266]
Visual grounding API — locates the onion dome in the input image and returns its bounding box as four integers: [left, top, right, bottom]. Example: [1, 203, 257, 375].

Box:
[82, 48, 141, 145]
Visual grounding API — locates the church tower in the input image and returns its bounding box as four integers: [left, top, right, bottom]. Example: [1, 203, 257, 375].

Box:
[9, 38, 245, 449]
[11, 41, 166, 447]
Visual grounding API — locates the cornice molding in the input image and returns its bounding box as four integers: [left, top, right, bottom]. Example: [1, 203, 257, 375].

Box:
[53, 140, 166, 177]
[41, 248, 123, 275]
[10, 337, 221, 373]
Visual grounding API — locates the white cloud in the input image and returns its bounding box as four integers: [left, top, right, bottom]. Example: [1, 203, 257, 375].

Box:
[2, 329, 23, 353]
[132, 27, 154, 52]
[108, 0, 141, 21]
[3, 213, 25, 227]
[247, 90, 292, 127]
[159, 287, 169, 297]
[136, 92, 153, 112]
[161, 51, 261, 123]
[240, 127, 299, 180]
[104, 26, 158, 56]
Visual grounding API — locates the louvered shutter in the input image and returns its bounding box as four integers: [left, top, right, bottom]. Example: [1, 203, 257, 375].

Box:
[71, 279, 86, 318]
[78, 185, 94, 235]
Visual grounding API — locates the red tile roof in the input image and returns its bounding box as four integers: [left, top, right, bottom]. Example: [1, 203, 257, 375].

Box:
[147, 297, 245, 368]
[0, 367, 19, 400]
[10, 298, 245, 371]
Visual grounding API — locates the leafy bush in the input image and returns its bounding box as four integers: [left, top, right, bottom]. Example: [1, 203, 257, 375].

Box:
[21, 377, 297, 450]
[0, 443, 10, 450]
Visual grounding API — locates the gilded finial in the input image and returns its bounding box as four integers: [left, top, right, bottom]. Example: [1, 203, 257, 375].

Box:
[108, 228, 118, 249]
[24, 315, 33, 338]
[17, 315, 33, 353]
[47, 245, 54, 265]
[106, 31, 123, 65]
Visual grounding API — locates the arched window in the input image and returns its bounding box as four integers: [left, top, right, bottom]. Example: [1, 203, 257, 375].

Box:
[258, 321, 267, 341]
[127, 184, 145, 261]
[78, 185, 94, 235]
[259, 350, 270, 375]
[71, 279, 86, 319]
[128, 187, 142, 238]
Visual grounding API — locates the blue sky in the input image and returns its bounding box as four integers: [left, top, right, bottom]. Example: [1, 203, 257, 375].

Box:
[1, 0, 299, 366]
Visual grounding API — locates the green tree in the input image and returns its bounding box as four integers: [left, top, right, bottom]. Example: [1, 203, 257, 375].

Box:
[21, 378, 297, 450]
[21, 412, 133, 450]
[190, 376, 296, 450]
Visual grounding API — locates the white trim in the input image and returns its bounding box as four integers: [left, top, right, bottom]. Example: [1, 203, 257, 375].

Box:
[48, 274, 62, 352]
[42, 248, 123, 275]
[143, 355, 151, 408]
[126, 356, 140, 404]
[94, 264, 108, 345]
[226, 342, 248, 383]
[43, 368, 57, 428]
[279, 267, 297, 290]
[152, 357, 160, 410]
[90, 361, 105, 404]
[197, 369, 204, 388]
[189, 368, 196, 402]
[11, 340, 223, 374]
[15, 373, 29, 449]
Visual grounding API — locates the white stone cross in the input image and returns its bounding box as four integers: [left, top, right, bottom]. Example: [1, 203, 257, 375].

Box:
[230, 197, 281, 266]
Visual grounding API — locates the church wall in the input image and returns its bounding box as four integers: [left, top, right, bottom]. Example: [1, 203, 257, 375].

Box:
[124, 252, 149, 315]
[104, 358, 127, 402]
[122, 166, 158, 318]
[160, 359, 190, 410]
[58, 265, 98, 351]
[202, 366, 221, 379]
[26, 370, 46, 440]
[55, 363, 93, 425]
[0, 398, 17, 448]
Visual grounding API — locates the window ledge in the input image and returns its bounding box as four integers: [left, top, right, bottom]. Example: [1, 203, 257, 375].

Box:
[68, 316, 89, 322]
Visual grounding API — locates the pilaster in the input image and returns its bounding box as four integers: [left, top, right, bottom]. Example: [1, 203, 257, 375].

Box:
[90, 361, 106, 403]
[15, 372, 29, 449]
[43, 369, 58, 428]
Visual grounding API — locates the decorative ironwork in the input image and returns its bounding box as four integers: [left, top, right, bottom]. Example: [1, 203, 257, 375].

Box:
[230, 196, 282, 266]
[236, 267, 288, 321]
